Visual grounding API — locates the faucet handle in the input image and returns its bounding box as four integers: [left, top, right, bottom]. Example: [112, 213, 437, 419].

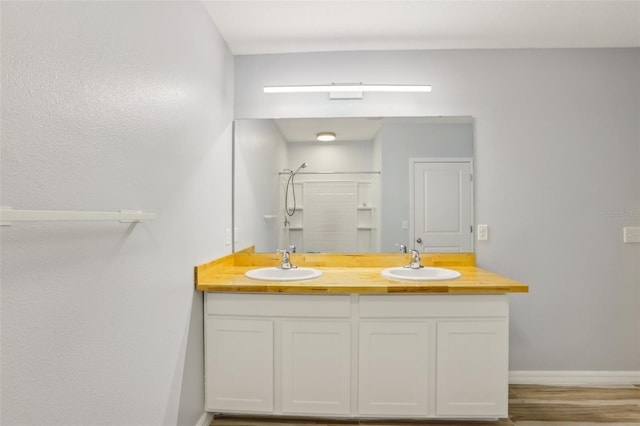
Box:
[276, 248, 295, 269]
[276, 248, 291, 261]
[395, 243, 407, 253]
[404, 249, 423, 269]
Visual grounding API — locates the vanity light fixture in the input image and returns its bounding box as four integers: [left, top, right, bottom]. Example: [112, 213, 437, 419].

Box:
[263, 83, 432, 94]
[316, 132, 336, 142]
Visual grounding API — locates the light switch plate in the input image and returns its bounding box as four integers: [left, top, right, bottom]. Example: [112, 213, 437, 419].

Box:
[623, 227, 640, 243]
[477, 224, 489, 241]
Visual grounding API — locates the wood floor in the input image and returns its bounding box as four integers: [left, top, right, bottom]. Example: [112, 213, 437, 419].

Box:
[211, 384, 640, 425]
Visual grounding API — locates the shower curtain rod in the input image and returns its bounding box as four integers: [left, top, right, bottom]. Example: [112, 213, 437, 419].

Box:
[278, 171, 381, 175]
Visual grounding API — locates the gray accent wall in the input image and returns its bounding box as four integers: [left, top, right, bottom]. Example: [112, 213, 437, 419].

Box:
[234, 48, 640, 372]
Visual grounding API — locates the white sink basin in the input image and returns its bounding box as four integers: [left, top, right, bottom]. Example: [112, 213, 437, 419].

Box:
[381, 266, 461, 281]
[245, 267, 322, 282]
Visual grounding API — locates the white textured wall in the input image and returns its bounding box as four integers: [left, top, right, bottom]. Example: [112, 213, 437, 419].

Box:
[234, 49, 640, 372]
[1, 2, 233, 425]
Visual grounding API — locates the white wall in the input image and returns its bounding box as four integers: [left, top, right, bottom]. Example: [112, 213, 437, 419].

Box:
[1, 2, 233, 425]
[234, 120, 287, 252]
[234, 49, 640, 372]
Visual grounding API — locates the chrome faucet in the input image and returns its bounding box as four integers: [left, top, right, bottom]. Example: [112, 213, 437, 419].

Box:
[277, 249, 296, 269]
[404, 249, 423, 269]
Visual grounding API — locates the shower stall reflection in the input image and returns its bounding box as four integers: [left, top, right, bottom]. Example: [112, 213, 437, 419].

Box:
[279, 170, 380, 253]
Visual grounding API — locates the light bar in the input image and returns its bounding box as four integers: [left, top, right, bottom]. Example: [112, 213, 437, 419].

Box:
[264, 84, 432, 94]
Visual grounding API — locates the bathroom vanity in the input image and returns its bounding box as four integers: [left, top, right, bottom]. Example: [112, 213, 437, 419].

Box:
[195, 252, 528, 420]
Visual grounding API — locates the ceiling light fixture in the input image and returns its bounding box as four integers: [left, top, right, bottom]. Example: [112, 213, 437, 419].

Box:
[264, 83, 432, 94]
[316, 132, 336, 142]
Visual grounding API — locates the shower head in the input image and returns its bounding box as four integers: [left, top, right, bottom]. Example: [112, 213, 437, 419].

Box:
[293, 162, 308, 174]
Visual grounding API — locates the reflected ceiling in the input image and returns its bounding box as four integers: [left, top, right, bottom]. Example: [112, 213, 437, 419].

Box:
[275, 116, 473, 144]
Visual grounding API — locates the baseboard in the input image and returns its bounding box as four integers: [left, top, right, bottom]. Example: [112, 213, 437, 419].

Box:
[195, 411, 214, 426]
[509, 370, 640, 386]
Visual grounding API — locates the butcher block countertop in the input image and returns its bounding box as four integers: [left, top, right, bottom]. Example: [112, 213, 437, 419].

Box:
[195, 250, 529, 294]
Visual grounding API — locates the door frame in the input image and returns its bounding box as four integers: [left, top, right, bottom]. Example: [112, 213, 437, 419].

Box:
[408, 157, 475, 253]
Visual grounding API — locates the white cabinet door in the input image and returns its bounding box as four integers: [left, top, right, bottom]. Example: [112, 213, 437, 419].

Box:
[205, 318, 273, 413]
[358, 321, 430, 416]
[281, 320, 351, 415]
[436, 320, 508, 417]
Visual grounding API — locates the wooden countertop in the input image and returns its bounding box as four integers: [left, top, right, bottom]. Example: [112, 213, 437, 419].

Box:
[195, 252, 529, 294]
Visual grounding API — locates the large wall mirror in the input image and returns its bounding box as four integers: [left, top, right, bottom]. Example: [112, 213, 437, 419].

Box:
[233, 116, 474, 254]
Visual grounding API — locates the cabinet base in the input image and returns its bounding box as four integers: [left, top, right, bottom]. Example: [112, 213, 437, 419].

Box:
[209, 413, 504, 422]
[205, 293, 509, 419]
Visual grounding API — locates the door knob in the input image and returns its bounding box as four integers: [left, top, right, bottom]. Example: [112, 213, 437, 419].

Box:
[416, 238, 422, 244]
